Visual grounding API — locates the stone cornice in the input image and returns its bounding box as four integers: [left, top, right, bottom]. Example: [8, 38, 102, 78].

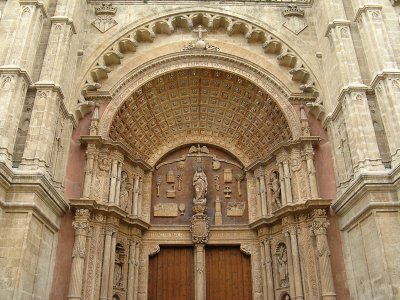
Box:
[31, 82, 77, 128]
[249, 198, 332, 229]
[354, 4, 383, 22]
[86, 0, 313, 6]
[246, 136, 320, 171]
[69, 198, 150, 230]
[79, 135, 152, 171]
[370, 71, 400, 89]
[324, 19, 351, 38]
[323, 84, 370, 126]
[50, 16, 77, 34]
[0, 162, 69, 223]
[0, 66, 33, 85]
[19, 0, 49, 18]
[332, 163, 400, 223]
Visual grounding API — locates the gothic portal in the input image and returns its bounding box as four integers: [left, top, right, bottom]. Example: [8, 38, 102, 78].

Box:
[1, 1, 400, 300]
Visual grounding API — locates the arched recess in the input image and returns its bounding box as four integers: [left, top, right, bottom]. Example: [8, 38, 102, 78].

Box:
[78, 8, 321, 99]
[93, 52, 305, 167]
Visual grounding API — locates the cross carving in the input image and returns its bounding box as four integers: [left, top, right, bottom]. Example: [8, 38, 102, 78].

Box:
[193, 25, 207, 40]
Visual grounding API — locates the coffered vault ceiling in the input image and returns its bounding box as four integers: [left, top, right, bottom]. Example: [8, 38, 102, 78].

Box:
[109, 68, 292, 164]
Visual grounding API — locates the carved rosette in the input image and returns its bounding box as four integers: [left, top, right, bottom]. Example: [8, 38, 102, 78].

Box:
[190, 214, 210, 244]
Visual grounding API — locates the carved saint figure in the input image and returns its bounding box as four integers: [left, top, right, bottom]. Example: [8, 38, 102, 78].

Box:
[270, 171, 282, 208]
[277, 244, 288, 287]
[119, 171, 129, 211]
[193, 166, 207, 204]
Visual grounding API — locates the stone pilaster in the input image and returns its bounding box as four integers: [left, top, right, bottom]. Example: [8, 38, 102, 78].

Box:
[284, 231, 296, 298]
[260, 175, 267, 217]
[67, 209, 90, 300]
[325, 21, 363, 86]
[127, 240, 138, 300]
[311, 210, 336, 300]
[100, 227, 115, 300]
[278, 162, 287, 206]
[262, 239, 275, 300]
[288, 226, 304, 300]
[283, 160, 293, 204]
[354, 5, 398, 75]
[107, 233, 117, 300]
[115, 162, 122, 206]
[374, 77, 400, 167]
[132, 175, 140, 215]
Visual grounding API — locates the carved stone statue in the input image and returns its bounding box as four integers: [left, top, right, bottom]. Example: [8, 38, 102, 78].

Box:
[193, 166, 207, 205]
[277, 244, 288, 287]
[270, 171, 282, 208]
[119, 171, 129, 211]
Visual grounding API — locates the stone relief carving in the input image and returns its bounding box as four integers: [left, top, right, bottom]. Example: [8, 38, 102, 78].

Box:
[226, 202, 246, 217]
[276, 243, 289, 287]
[153, 203, 178, 217]
[270, 171, 282, 209]
[193, 166, 207, 205]
[282, 5, 308, 35]
[119, 171, 129, 211]
[182, 25, 220, 52]
[92, 3, 117, 33]
[113, 243, 125, 288]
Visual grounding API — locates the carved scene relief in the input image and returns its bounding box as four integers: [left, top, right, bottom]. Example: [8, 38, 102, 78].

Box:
[151, 145, 247, 225]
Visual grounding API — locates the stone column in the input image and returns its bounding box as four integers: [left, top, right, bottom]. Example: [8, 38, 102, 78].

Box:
[82, 147, 96, 198]
[305, 145, 319, 199]
[278, 162, 287, 206]
[195, 244, 206, 300]
[263, 239, 275, 300]
[100, 227, 114, 300]
[260, 175, 267, 217]
[288, 226, 304, 300]
[114, 162, 122, 206]
[132, 175, 140, 215]
[284, 231, 296, 298]
[138, 177, 143, 217]
[260, 242, 268, 298]
[311, 211, 336, 300]
[256, 176, 262, 217]
[266, 180, 273, 215]
[67, 209, 90, 300]
[109, 159, 118, 203]
[133, 242, 141, 300]
[107, 233, 117, 300]
[283, 160, 293, 203]
[127, 240, 137, 300]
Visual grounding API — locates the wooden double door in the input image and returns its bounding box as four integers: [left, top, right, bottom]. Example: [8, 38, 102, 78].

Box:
[148, 246, 252, 300]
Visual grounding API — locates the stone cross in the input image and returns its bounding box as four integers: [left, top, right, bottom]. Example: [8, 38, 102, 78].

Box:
[194, 25, 207, 39]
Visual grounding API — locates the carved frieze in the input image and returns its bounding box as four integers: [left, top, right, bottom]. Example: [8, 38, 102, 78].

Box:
[153, 203, 178, 217]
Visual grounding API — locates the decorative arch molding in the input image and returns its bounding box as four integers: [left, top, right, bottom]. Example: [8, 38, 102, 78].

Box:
[80, 8, 320, 97]
[95, 52, 305, 167]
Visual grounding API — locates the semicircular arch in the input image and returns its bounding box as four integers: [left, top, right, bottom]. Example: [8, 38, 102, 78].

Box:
[97, 52, 303, 167]
[79, 7, 321, 98]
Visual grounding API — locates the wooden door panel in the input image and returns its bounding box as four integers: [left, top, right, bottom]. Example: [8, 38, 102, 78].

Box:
[206, 246, 252, 300]
[148, 246, 194, 300]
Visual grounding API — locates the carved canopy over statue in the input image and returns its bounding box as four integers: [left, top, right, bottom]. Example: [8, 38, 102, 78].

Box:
[193, 166, 208, 205]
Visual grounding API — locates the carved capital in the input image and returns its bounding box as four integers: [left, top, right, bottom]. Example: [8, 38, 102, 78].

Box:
[240, 243, 255, 256]
[311, 220, 330, 236]
[312, 208, 327, 218]
[72, 220, 90, 234]
[145, 243, 160, 256]
[75, 208, 90, 219]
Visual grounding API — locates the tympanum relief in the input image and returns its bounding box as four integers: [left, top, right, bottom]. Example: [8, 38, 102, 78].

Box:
[151, 145, 248, 225]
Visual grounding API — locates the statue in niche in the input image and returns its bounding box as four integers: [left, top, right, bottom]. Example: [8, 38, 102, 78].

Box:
[277, 244, 288, 287]
[119, 171, 129, 211]
[113, 244, 125, 288]
[193, 166, 207, 205]
[270, 171, 282, 208]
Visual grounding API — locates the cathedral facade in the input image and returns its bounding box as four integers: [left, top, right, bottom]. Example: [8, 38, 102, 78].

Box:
[0, 0, 399, 299]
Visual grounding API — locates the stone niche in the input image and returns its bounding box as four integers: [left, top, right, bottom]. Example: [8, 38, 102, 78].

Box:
[151, 145, 248, 225]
